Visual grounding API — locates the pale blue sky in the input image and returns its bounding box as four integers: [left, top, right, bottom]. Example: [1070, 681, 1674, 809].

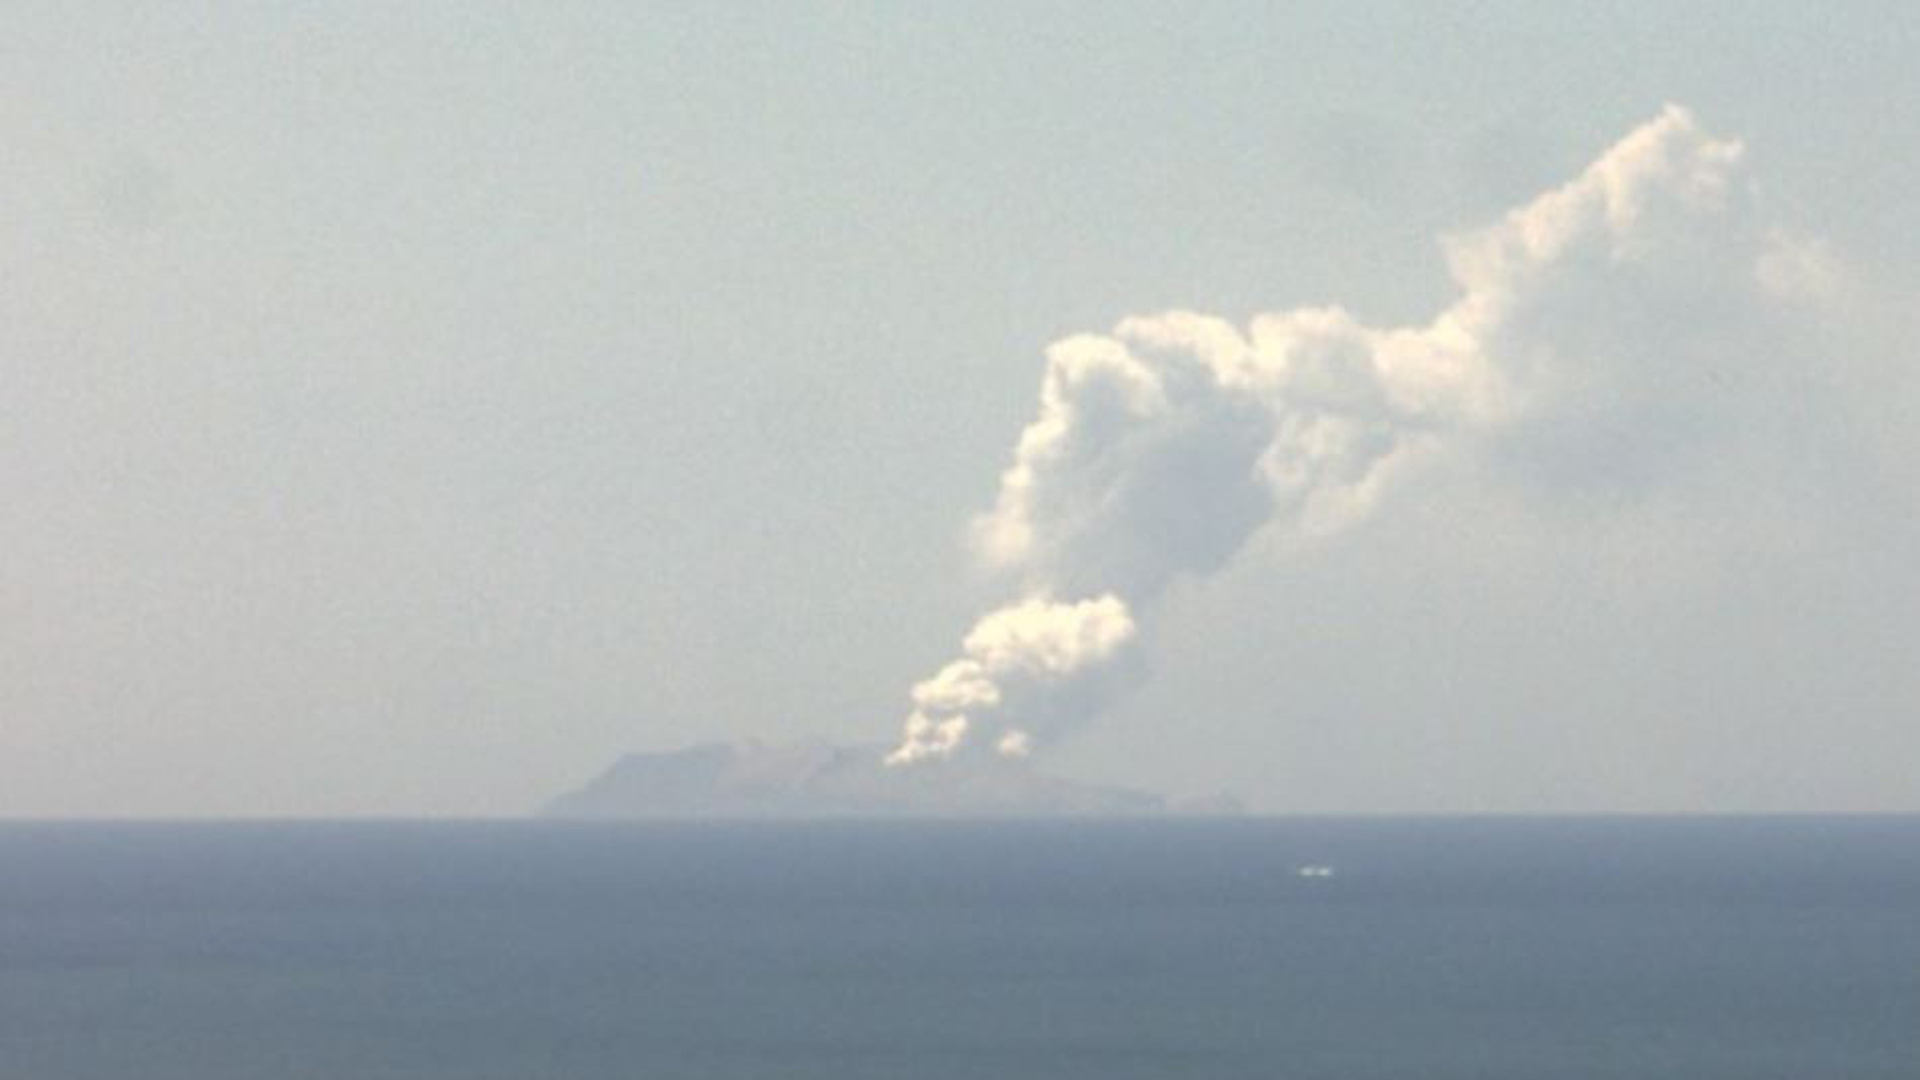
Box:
[4, 3, 1917, 815]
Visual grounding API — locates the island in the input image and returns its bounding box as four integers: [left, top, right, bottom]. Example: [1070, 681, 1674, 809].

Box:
[541, 740, 1241, 819]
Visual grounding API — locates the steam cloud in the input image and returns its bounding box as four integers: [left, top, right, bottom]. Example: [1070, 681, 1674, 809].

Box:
[889, 106, 1826, 766]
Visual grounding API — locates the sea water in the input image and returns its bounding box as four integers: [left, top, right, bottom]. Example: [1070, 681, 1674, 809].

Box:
[1, 818, 1916, 1079]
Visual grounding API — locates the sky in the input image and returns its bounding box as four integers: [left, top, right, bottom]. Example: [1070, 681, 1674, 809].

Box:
[4, 3, 1918, 817]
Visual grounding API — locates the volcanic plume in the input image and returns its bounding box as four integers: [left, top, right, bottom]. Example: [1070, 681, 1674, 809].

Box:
[890, 106, 1828, 766]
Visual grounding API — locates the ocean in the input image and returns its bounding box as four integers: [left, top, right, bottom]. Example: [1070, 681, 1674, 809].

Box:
[1, 818, 1916, 1079]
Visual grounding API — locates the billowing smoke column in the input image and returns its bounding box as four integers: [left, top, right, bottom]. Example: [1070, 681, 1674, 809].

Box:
[889, 105, 1817, 766]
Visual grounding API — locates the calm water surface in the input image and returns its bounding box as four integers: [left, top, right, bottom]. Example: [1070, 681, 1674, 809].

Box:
[1, 818, 1916, 1079]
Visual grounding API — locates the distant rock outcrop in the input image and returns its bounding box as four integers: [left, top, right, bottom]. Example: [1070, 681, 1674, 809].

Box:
[542, 740, 1238, 819]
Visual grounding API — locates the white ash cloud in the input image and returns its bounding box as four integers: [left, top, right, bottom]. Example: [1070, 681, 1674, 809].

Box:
[890, 594, 1140, 765]
[890, 105, 1831, 766]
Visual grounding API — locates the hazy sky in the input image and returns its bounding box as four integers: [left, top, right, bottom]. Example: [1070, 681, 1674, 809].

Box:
[6, 3, 1918, 817]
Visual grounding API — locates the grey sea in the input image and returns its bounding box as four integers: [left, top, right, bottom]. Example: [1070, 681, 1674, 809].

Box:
[2, 818, 1917, 1080]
